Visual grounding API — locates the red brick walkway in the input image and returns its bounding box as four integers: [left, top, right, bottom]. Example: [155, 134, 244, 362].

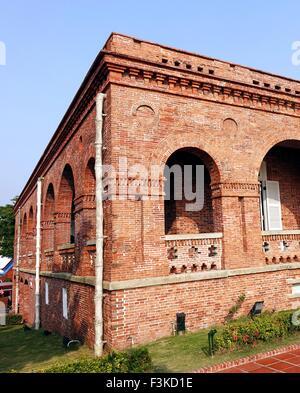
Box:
[220, 348, 300, 373]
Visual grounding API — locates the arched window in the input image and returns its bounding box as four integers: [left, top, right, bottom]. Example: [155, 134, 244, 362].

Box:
[82, 157, 96, 241]
[43, 183, 55, 250]
[164, 148, 218, 235]
[22, 213, 27, 237]
[44, 184, 55, 221]
[84, 158, 96, 194]
[57, 165, 76, 244]
[22, 213, 27, 254]
[259, 140, 300, 231]
[28, 207, 34, 252]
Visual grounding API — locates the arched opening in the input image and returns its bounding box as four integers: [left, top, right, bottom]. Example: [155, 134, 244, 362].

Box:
[57, 165, 76, 244]
[84, 158, 96, 194]
[22, 213, 27, 254]
[44, 184, 55, 221]
[28, 207, 34, 252]
[82, 158, 96, 241]
[43, 183, 55, 251]
[259, 140, 300, 231]
[164, 148, 218, 235]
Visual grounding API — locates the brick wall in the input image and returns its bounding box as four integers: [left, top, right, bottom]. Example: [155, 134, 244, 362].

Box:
[107, 268, 300, 349]
[13, 33, 300, 351]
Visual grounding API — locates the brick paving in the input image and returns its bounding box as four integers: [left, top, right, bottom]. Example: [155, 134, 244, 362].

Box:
[219, 348, 300, 373]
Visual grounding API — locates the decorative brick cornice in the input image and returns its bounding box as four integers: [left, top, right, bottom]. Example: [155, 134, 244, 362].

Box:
[211, 182, 260, 198]
[262, 230, 300, 241]
[15, 40, 300, 211]
[42, 220, 54, 229]
[165, 233, 223, 247]
[103, 175, 165, 198]
[103, 57, 300, 117]
[74, 194, 96, 212]
[54, 212, 71, 224]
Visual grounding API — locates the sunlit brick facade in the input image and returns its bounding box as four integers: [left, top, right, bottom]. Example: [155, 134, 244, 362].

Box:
[13, 33, 300, 349]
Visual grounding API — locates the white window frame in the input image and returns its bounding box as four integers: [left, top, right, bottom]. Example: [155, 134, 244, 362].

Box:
[259, 161, 283, 231]
[62, 288, 68, 319]
[45, 282, 49, 305]
[265, 180, 283, 231]
[292, 284, 300, 296]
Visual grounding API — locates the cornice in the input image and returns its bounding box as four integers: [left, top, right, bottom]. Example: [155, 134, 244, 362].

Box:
[15, 47, 300, 212]
[103, 54, 300, 115]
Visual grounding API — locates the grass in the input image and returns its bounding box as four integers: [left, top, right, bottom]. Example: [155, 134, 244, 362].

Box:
[0, 325, 93, 373]
[146, 328, 300, 373]
[2, 322, 300, 373]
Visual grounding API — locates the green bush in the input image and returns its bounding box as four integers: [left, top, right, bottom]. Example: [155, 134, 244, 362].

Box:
[6, 314, 23, 325]
[215, 311, 299, 352]
[43, 347, 153, 373]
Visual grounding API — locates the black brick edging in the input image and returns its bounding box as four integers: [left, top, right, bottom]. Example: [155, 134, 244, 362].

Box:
[193, 343, 300, 373]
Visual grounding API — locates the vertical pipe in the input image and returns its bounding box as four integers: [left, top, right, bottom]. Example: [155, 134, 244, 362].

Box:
[35, 177, 43, 330]
[14, 208, 21, 314]
[94, 92, 106, 357]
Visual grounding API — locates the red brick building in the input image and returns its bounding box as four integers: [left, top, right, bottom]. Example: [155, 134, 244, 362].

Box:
[13, 33, 300, 351]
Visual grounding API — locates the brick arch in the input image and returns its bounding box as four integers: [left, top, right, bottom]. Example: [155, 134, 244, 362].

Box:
[22, 212, 27, 237]
[56, 164, 76, 244]
[84, 157, 96, 194]
[149, 132, 221, 184]
[253, 135, 300, 179]
[256, 137, 300, 232]
[43, 183, 55, 221]
[163, 147, 222, 235]
[43, 183, 55, 253]
[56, 164, 76, 212]
[28, 206, 34, 234]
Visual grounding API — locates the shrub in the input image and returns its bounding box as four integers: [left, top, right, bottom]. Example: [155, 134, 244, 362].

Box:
[6, 314, 22, 325]
[215, 310, 300, 352]
[43, 347, 153, 373]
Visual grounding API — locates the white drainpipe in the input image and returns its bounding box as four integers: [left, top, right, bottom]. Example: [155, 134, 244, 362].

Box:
[94, 92, 106, 357]
[14, 207, 21, 314]
[35, 177, 43, 330]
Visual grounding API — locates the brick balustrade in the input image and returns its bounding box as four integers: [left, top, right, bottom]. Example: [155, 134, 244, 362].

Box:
[165, 232, 223, 273]
[262, 230, 300, 264]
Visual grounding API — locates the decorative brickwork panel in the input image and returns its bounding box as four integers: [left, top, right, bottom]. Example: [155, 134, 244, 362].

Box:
[262, 232, 300, 264]
[166, 234, 222, 273]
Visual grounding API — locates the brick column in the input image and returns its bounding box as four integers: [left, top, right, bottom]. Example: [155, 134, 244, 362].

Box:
[107, 174, 167, 281]
[41, 220, 54, 271]
[212, 182, 264, 269]
[73, 194, 96, 276]
[53, 212, 71, 271]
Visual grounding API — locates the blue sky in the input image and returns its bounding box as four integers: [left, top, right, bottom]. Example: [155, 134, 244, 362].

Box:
[1, 0, 300, 205]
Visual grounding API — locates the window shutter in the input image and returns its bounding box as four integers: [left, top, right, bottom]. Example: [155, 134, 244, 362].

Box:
[266, 180, 282, 230]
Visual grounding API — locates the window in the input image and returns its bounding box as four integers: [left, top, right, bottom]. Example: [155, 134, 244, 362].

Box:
[62, 288, 68, 319]
[265, 181, 282, 230]
[45, 282, 49, 305]
[292, 284, 300, 296]
[259, 161, 282, 231]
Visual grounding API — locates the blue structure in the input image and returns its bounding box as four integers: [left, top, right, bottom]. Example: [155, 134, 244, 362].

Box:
[0, 257, 13, 277]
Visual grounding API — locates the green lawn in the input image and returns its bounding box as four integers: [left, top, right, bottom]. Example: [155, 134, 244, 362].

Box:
[146, 328, 300, 373]
[1, 324, 300, 373]
[0, 325, 93, 373]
